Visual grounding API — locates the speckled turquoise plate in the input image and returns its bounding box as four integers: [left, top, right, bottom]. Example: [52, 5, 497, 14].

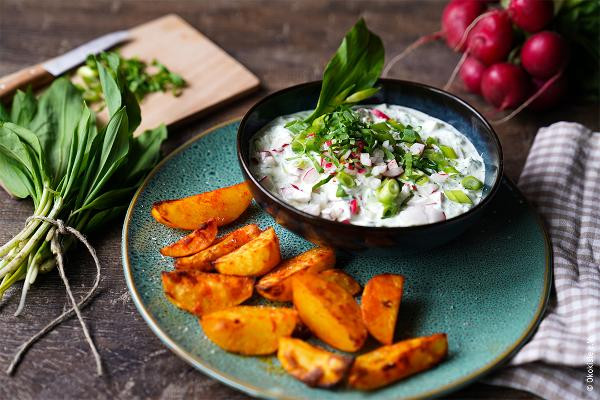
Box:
[122, 120, 551, 400]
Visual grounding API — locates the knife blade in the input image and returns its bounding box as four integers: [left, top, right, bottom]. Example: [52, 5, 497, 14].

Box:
[0, 30, 130, 99]
[43, 30, 130, 75]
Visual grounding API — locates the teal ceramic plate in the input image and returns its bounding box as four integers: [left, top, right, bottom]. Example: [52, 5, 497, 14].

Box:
[122, 120, 551, 400]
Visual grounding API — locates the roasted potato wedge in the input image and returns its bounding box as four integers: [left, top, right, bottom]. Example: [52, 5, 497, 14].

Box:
[214, 227, 281, 276]
[160, 219, 218, 257]
[292, 273, 367, 352]
[151, 182, 252, 229]
[361, 274, 404, 345]
[277, 337, 352, 388]
[162, 270, 253, 316]
[174, 224, 261, 270]
[256, 247, 335, 301]
[201, 306, 298, 355]
[348, 333, 448, 390]
[318, 269, 361, 296]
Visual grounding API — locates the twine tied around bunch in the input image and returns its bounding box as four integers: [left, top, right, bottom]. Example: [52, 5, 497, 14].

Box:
[6, 217, 103, 376]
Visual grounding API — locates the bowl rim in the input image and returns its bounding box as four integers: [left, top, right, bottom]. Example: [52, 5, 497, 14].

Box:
[237, 78, 504, 233]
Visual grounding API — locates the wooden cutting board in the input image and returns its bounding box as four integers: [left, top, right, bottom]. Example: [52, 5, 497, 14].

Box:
[115, 14, 259, 134]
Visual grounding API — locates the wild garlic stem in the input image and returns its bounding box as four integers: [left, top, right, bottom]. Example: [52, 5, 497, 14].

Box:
[0, 188, 52, 258]
[28, 261, 41, 284]
[0, 262, 27, 296]
[0, 245, 20, 271]
[0, 197, 63, 278]
[15, 255, 36, 316]
[38, 258, 56, 275]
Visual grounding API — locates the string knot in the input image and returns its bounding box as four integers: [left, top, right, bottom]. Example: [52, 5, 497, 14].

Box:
[54, 219, 66, 234]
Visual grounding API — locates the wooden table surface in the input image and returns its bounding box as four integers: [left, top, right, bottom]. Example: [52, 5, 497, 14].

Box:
[0, 1, 597, 399]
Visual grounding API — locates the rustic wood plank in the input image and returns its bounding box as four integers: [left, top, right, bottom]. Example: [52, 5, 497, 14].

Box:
[0, 0, 595, 398]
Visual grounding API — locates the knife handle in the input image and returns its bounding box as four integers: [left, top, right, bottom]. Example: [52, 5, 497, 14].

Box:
[0, 64, 54, 100]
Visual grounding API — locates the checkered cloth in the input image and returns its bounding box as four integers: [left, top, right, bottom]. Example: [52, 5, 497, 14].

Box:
[487, 122, 600, 400]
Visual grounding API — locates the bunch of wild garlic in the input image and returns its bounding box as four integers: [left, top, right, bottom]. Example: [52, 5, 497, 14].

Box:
[0, 55, 166, 314]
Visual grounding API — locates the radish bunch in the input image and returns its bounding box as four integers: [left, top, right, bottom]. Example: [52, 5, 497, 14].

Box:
[452, 0, 568, 112]
[388, 0, 599, 119]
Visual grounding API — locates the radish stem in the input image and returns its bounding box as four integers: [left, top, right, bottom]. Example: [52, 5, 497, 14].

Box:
[383, 31, 443, 77]
[444, 51, 469, 91]
[452, 11, 494, 52]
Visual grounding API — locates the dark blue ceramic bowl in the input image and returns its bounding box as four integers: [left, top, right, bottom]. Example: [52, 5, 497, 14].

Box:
[237, 79, 503, 250]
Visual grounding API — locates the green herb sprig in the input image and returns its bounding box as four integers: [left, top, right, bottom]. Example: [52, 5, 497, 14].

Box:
[304, 18, 384, 123]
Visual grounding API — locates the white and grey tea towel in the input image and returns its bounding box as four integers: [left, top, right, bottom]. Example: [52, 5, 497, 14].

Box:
[487, 122, 599, 400]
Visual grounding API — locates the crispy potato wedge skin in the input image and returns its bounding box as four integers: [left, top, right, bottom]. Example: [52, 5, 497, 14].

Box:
[160, 219, 218, 257]
[214, 227, 281, 276]
[292, 273, 367, 352]
[201, 306, 298, 355]
[318, 269, 361, 296]
[277, 337, 352, 388]
[161, 270, 253, 316]
[151, 182, 252, 229]
[174, 224, 261, 270]
[348, 333, 448, 390]
[361, 274, 404, 345]
[256, 247, 335, 301]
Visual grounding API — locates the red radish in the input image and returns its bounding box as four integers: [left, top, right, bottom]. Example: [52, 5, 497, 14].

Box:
[467, 10, 513, 65]
[481, 63, 531, 110]
[459, 56, 487, 93]
[521, 31, 569, 79]
[383, 159, 404, 177]
[372, 109, 390, 120]
[491, 70, 564, 124]
[442, 0, 487, 51]
[301, 168, 319, 185]
[508, 0, 554, 33]
[383, 0, 485, 75]
[349, 199, 359, 214]
[528, 74, 568, 110]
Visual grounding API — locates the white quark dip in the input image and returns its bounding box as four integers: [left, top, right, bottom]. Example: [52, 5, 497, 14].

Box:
[250, 104, 485, 227]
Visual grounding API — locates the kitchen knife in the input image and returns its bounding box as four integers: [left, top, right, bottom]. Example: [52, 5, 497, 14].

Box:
[0, 30, 130, 99]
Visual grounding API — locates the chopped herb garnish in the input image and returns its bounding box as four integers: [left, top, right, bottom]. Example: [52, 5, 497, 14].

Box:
[461, 176, 483, 190]
[382, 203, 400, 218]
[76, 51, 186, 109]
[442, 165, 459, 175]
[312, 174, 334, 190]
[285, 120, 310, 134]
[337, 171, 356, 188]
[401, 126, 420, 143]
[305, 152, 324, 173]
[426, 136, 439, 147]
[439, 145, 458, 159]
[444, 190, 473, 204]
[403, 153, 413, 177]
[416, 175, 430, 185]
[387, 119, 405, 131]
[376, 178, 400, 205]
